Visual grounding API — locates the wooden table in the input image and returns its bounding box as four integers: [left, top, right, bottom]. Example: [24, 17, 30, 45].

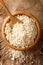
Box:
[0, 0, 43, 65]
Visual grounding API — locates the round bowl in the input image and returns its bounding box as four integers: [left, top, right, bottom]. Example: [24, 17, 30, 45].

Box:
[1, 11, 41, 51]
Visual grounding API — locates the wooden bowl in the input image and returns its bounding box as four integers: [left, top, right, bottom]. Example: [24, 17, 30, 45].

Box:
[1, 11, 41, 51]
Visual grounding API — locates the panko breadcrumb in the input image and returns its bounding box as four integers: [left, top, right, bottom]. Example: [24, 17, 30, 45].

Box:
[5, 15, 37, 48]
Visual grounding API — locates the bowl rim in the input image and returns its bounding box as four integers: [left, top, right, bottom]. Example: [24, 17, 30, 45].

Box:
[1, 11, 41, 51]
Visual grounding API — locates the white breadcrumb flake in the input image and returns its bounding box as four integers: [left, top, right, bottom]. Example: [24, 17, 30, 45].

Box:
[10, 49, 25, 60]
[9, 48, 34, 64]
[5, 15, 37, 48]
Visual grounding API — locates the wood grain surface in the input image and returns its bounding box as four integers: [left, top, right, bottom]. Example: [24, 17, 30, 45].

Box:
[0, 0, 43, 65]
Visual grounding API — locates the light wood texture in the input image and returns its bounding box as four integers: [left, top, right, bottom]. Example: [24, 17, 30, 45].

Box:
[0, 0, 43, 65]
